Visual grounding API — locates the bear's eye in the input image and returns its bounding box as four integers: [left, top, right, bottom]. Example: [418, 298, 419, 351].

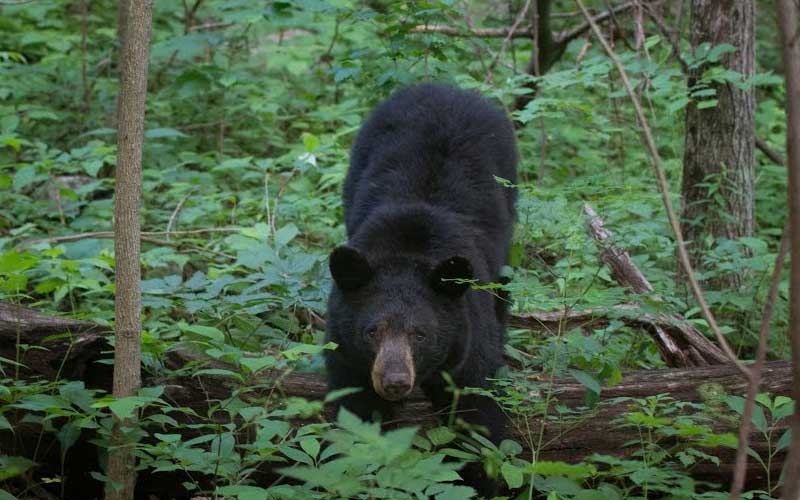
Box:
[414, 332, 426, 342]
[365, 327, 378, 339]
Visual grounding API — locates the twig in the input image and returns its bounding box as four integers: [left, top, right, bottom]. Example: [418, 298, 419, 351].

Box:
[776, 0, 800, 495]
[756, 136, 786, 165]
[24, 232, 234, 259]
[80, 0, 90, 111]
[485, 0, 534, 81]
[558, 1, 639, 47]
[182, 0, 205, 33]
[264, 173, 274, 238]
[574, 0, 748, 376]
[188, 21, 232, 32]
[409, 24, 533, 39]
[643, 3, 689, 73]
[411, 1, 639, 46]
[730, 224, 790, 498]
[20, 227, 243, 248]
[318, 17, 340, 66]
[153, 49, 179, 88]
[601, 0, 636, 52]
[166, 192, 192, 241]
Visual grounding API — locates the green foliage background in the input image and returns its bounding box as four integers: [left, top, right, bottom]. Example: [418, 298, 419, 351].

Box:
[0, 1, 793, 499]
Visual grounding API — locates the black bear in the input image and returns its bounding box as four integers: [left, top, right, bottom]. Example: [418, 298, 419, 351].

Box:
[325, 83, 518, 493]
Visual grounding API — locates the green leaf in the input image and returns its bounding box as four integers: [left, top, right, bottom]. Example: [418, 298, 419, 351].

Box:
[725, 395, 745, 415]
[193, 368, 243, 381]
[274, 223, 299, 248]
[776, 428, 791, 452]
[0, 455, 34, 481]
[526, 461, 596, 479]
[301, 132, 320, 152]
[83, 159, 104, 177]
[569, 369, 602, 396]
[696, 99, 718, 110]
[12, 165, 36, 191]
[0, 414, 11, 432]
[773, 398, 795, 421]
[754, 393, 772, 410]
[751, 404, 768, 433]
[299, 437, 320, 459]
[575, 490, 611, 500]
[281, 343, 324, 361]
[57, 421, 81, 453]
[279, 445, 314, 465]
[435, 485, 476, 500]
[707, 43, 737, 62]
[215, 485, 269, 500]
[501, 462, 524, 489]
[500, 439, 523, 456]
[107, 397, 141, 419]
[239, 355, 276, 374]
[144, 128, 189, 139]
[323, 387, 361, 403]
[0, 488, 20, 500]
[180, 323, 225, 342]
[440, 448, 479, 460]
[0, 250, 38, 273]
[426, 427, 456, 446]
[1, 114, 19, 133]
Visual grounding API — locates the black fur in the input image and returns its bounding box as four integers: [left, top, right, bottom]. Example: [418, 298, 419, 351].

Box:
[325, 83, 518, 494]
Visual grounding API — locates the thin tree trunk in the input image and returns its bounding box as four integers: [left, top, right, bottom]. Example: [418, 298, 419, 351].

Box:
[776, 0, 800, 496]
[512, 0, 567, 113]
[106, 1, 153, 499]
[681, 0, 755, 288]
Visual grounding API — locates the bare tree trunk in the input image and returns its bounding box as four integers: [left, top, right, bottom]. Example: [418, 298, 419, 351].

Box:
[777, 0, 800, 496]
[106, 1, 153, 499]
[681, 0, 755, 288]
[512, 0, 567, 113]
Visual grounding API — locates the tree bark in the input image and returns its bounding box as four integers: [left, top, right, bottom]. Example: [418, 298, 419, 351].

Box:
[681, 0, 755, 288]
[107, 1, 153, 499]
[776, 0, 800, 495]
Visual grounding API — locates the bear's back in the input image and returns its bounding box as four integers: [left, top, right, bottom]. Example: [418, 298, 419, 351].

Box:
[343, 83, 518, 273]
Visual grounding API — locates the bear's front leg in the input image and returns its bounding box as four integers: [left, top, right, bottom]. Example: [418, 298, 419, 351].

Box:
[423, 379, 508, 498]
[325, 351, 394, 423]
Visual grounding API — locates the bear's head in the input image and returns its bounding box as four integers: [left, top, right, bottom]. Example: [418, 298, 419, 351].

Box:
[328, 245, 474, 401]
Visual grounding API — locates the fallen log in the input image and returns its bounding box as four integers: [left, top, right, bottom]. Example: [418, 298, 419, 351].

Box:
[581, 204, 729, 366]
[0, 302, 106, 338]
[0, 302, 110, 382]
[509, 304, 730, 366]
[156, 350, 790, 490]
[0, 310, 790, 494]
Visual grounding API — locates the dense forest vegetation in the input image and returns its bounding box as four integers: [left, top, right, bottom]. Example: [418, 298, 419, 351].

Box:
[0, 1, 798, 499]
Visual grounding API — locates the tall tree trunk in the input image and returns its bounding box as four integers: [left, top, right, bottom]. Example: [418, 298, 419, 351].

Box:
[106, 1, 152, 499]
[681, 0, 755, 288]
[776, 0, 800, 496]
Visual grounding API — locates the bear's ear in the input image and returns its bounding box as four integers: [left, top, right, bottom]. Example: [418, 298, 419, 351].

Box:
[330, 246, 373, 291]
[430, 256, 474, 296]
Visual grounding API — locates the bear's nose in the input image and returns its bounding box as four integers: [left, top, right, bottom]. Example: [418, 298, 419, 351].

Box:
[382, 372, 412, 400]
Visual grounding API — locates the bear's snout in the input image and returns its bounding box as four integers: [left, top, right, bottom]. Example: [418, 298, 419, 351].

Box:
[381, 371, 413, 400]
[370, 334, 416, 401]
